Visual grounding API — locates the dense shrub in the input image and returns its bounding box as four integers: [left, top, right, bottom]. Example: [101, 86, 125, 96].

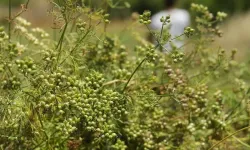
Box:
[1, 0, 250, 149]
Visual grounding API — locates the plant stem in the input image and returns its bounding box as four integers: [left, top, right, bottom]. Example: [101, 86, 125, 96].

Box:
[56, 22, 68, 64]
[56, 23, 68, 50]
[228, 131, 250, 148]
[146, 25, 169, 53]
[159, 22, 165, 40]
[170, 34, 184, 41]
[9, 0, 30, 21]
[59, 29, 91, 66]
[121, 43, 159, 93]
[8, 0, 12, 42]
[122, 58, 147, 93]
[208, 126, 250, 150]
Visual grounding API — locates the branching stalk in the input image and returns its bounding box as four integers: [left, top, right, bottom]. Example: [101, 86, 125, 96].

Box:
[209, 126, 250, 150]
[59, 29, 91, 66]
[122, 58, 147, 93]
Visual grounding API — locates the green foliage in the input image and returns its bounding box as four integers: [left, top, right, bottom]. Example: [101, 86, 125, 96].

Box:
[1, 1, 250, 149]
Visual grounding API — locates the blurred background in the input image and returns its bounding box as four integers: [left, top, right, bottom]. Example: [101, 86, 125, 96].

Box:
[1, 0, 250, 60]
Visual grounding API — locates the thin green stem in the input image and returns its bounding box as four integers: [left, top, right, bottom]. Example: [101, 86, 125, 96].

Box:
[146, 25, 160, 45]
[56, 23, 68, 50]
[225, 88, 250, 121]
[59, 29, 91, 66]
[228, 131, 250, 148]
[208, 126, 250, 150]
[122, 58, 147, 93]
[146, 25, 169, 52]
[56, 22, 68, 64]
[170, 34, 184, 41]
[103, 0, 109, 34]
[8, 0, 12, 42]
[159, 22, 165, 40]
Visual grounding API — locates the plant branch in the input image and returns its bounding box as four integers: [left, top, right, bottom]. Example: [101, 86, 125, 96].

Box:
[59, 29, 91, 66]
[122, 58, 147, 93]
[208, 126, 250, 150]
[9, 0, 30, 22]
[56, 22, 68, 64]
[8, 0, 12, 42]
[146, 25, 169, 52]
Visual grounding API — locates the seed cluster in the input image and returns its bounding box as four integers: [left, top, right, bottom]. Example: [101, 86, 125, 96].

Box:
[1, 2, 248, 150]
[0, 27, 8, 43]
[15, 59, 37, 76]
[76, 19, 87, 32]
[6, 44, 20, 58]
[184, 27, 195, 38]
[170, 50, 185, 63]
[2, 76, 21, 90]
[139, 11, 152, 24]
